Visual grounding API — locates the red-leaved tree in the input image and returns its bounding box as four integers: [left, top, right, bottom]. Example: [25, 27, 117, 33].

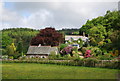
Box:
[30, 27, 64, 46]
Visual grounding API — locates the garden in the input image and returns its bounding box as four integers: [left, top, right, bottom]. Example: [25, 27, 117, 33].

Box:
[1, 10, 120, 79]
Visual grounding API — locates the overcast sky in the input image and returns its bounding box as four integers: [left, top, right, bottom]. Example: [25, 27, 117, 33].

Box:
[1, 1, 119, 30]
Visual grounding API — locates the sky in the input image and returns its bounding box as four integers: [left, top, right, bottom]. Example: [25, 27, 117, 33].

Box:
[0, 0, 119, 30]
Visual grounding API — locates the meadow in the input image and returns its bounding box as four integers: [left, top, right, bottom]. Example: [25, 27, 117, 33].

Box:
[2, 63, 119, 79]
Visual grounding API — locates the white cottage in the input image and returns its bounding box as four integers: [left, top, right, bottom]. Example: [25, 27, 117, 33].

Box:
[65, 35, 89, 48]
[65, 35, 88, 42]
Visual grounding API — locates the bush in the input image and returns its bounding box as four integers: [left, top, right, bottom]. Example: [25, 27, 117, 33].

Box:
[84, 58, 98, 67]
[2, 59, 119, 69]
[2, 55, 8, 60]
[8, 56, 14, 60]
[59, 44, 68, 50]
[64, 54, 72, 60]
[13, 53, 21, 59]
[86, 46, 102, 56]
[81, 47, 87, 55]
[2, 49, 7, 55]
[97, 54, 113, 60]
[19, 56, 28, 60]
[77, 59, 84, 66]
[73, 53, 80, 60]
[72, 47, 78, 52]
[60, 46, 73, 55]
[74, 58, 84, 66]
[48, 51, 57, 60]
[104, 61, 120, 69]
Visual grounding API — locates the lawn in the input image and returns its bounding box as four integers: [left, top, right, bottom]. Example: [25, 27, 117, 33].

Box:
[2, 63, 119, 79]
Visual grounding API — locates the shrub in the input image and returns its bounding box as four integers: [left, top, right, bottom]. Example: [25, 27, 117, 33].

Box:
[73, 58, 84, 66]
[81, 47, 87, 55]
[59, 44, 68, 50]
[60, 46, 73, 55]
[13, 52, 21, 59]
[72, 47, 78, 52]
[64, 54, 72, 60]
[2, 55, 8, 60]
[2, 49, 7, 55]
[2, 59, 119, 69]
[86, 46, 102, 56]
[77, 59, 84, 66]
[48, 51, 57, 60]
[84, 50, 91, 58]
[103, 61, 120, 69]
[73, 53, 80, 60]
[112, 61, 120, 69]
[8, 56, 14, 60]
[97, 54, 113, 60]
[84, 58, 98, 67]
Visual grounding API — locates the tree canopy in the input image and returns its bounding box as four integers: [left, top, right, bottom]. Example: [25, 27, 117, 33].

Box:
[30, 27, 64, 46]
[1, 28, 39, 53]
[79, 10, 120, 52]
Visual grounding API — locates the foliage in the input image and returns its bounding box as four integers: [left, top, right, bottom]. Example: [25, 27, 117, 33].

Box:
[2, 55, 8, 60]
[49, 51, 58, 60]
[73, 53, 80, 60]
[6, 43, 16, 56]
[89, 25, 107, 46]
[86, 46, 102, 56]
[63, 54, 72, 60]
[8, 56, 14, 59]
[60, 46, 73, 56]
[81, 47, 87, 55]
[2, 59, 119, 69]
[2, 28, 39, 53]
[30, 27, 64, 46]
[13, 52, 21, 59]
[97, 54, 113, 60]
[84, 50, 91, 58]
[109, 30, 120, 51]
[77, 38, 84, 48]
[1, 49, 7, 55]
[16, 41, 23, 54]
[84, 58, 98, 67]
[59, 43, 68, 50]
[58, 28, 79, 35]
[79, 10, 120, 53]
[5, 43, 21, 59]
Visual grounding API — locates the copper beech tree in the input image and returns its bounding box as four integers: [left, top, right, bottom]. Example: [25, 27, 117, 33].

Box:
[30, 27, 64, 46]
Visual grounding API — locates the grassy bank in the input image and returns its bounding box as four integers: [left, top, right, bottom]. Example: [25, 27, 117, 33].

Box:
[2, 63, 119, 79]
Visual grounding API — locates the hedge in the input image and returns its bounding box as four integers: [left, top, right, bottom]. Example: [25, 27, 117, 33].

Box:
[2, 59, 120, 69]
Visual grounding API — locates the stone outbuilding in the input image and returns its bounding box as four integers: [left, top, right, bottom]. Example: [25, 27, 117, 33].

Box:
[26, 45, 58, 58]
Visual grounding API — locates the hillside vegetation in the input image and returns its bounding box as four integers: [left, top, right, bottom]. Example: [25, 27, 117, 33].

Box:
[79, 10, 120, 54]
[1, 28, 39, 55]
[1, 10, 120, 59]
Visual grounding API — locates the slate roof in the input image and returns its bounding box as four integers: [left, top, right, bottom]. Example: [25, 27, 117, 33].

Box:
[65, 35, 88, 42]
[26, 46, 58, 55]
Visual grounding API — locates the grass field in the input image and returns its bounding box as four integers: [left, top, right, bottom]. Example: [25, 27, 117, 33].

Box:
[2, 63, 119, 79]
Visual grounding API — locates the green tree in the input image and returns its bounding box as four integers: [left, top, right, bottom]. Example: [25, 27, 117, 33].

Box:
[6, 43, 16, 56]
[16, 41, 23, 56]
[79, 10, 120, 54]
[89, 25, 107, 46]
